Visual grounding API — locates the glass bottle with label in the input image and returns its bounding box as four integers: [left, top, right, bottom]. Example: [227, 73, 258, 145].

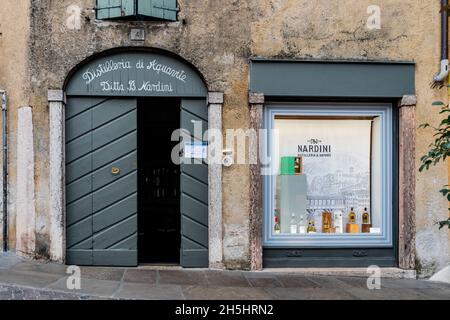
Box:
[290, 213, 297, 234]
[298, 214, 307, 234]
[333, 210, 343, 234]
[361, 207, 372, 233]
[362, 208, 370, 224]
[322, 210, 332, 233]
[346, 207, 359, 233]
[348, 207, 356, 223]
[274, 210, 281, 234]
[294, 154, 303, 175]
[307, 220, 317, 233]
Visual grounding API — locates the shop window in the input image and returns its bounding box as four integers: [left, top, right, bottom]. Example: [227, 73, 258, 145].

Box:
[263, 104, 394, 248]
[96, 0, 179, 21]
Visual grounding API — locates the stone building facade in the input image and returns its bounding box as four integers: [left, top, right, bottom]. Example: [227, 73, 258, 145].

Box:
[0, 0, 449, 276]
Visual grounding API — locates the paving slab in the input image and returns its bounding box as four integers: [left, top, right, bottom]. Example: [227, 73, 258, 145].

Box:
[414, 288, 450, 300]
[115, 283, 184, 300]
[266, 287, 356, 300]
[0, 269, 64, 288]
[304, 275, 354, 289]
[78, 266, 126, 281]
[13, 261, 68, 276]
[0, 253, 23, 269]
[0, 284, 93, 300]
[340, 287, 430, 300]
[46, 276, 120, 297]
[334, 276, 371, 289]
[158, 270, 208, 286]
[123, 269, 157, 284]
[182, 286, 273, 300]
[246, 277, 283, 288]
[275, 275, 322, 288]
[205, 270, 251, 287]
[380, 278, 447, 290]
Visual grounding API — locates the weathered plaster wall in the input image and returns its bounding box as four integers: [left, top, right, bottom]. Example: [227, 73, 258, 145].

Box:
[0, 0, 31, 253]
[250, 0, 450, 275]
[2, 0, 449, 272]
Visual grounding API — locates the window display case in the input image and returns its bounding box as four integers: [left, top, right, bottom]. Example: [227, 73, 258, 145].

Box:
[264, 104, 393, 248]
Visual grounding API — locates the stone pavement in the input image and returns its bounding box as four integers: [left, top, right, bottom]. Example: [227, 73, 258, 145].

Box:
[0, 253, 449, 300]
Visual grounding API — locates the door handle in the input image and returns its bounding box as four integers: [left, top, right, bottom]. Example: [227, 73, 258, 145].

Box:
[111, 167, 120, 175]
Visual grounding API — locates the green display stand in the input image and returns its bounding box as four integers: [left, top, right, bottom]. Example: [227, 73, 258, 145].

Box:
[280, 156, 296, 175]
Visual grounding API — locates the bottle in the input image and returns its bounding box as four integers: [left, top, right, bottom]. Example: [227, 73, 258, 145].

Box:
[361, 207, 372, 233]
[290, 213, 297, 234]
[348, 207, 356, 224]
[307, 220, 317, 233]
[362, 208, 370, 224]
[346, 207, 359, 233]
[295, 154, 303, 175]
[333, 210, 343, 234]
[322, 210, 332, 233]
[298, 215, 306, 234]
[274, 211, 281, 234]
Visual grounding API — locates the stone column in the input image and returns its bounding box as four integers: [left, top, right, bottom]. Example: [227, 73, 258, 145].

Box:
[16, 105, 36, 257]
[48, 90, 66, 262]
[398, 95, 416, 270]
[249, 93, 264, 271]
[208, 92, 224, 269]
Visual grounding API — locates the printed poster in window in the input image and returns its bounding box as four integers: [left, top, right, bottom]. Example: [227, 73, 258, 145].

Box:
[274, 119, 372, 212]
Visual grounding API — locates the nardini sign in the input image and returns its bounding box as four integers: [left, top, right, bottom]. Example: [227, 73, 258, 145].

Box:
[65, 51, 207, 97]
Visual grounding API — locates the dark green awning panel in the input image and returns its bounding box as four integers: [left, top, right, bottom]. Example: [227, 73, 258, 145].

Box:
[250, 59, 415, 98]
[66, 52, 207, 97]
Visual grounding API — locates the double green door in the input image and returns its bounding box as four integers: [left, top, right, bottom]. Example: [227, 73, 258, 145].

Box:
[65, 97, 208, 267]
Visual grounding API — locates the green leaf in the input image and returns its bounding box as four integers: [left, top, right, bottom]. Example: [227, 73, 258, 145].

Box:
[438, 219, 450, 230]
[432, 101, 445, 106]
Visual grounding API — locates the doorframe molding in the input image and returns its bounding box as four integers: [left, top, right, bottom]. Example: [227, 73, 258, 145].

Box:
[48, 89, 66, 262]
[207, 92, 224, 269]
[48, 89, 225, 268]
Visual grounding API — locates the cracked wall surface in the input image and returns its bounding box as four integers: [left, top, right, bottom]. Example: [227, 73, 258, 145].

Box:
[0, 0, 448, 273]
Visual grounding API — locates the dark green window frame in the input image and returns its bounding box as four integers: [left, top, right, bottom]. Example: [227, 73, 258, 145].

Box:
[96, 0, 179, 21]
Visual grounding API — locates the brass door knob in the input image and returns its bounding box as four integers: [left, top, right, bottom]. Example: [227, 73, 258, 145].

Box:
[111, 167, 120, 175]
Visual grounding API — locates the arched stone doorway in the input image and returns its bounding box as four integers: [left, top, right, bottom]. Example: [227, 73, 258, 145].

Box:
[48, 49, 223, 268]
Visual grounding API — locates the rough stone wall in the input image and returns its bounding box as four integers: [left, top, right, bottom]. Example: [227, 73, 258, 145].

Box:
[0, 0, 449, 272]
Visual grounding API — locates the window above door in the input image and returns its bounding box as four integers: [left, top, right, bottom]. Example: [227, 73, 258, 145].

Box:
[96, 0, 179, 21]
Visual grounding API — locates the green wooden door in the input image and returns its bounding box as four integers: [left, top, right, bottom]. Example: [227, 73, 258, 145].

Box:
[180, 99, 209, 268]
[66, 98, 138, 266]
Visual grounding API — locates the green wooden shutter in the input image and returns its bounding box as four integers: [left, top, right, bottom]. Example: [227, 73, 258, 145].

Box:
[97, 0, 136, 19]
[138, 0, 178, 21]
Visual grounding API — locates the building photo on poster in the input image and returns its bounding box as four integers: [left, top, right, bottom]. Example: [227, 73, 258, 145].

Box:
[0, 0, 449, 308]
